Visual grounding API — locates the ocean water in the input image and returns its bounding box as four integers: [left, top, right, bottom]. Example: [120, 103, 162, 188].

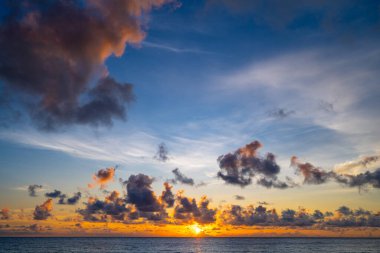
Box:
[0, 237, 379, 253]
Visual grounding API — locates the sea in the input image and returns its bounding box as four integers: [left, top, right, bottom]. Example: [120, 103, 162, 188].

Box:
[0, 237, 379, 253]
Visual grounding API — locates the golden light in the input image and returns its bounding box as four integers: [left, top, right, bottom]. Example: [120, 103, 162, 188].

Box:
[189, 223, 203, 236]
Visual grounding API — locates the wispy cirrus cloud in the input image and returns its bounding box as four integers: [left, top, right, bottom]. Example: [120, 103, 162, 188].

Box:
[142, 41, 213, 54]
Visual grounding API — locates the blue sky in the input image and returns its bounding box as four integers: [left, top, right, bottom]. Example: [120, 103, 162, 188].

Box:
[0, 0, 380, 214]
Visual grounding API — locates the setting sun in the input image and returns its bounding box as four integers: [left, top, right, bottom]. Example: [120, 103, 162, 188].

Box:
[189, 224, 203, 236]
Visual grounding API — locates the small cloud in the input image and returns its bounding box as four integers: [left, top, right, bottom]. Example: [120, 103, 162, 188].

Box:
[88, 167, 116, 189]
[154, 142, 169, 162]
[28, 184, 43, 197]
[318, 100, 335, 113]
[170, 168, 195, 186]
[234, 195, 245, 200]
[268, 108, 295, 119]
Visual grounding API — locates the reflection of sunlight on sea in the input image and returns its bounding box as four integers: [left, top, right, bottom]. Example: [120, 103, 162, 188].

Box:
[193, 237, 203, 253]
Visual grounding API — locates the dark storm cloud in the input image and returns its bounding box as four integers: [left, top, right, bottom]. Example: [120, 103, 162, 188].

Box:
[28, 184, 43, 197]
[334, 169, 380, 189]
[154, 142, 169, 162]
[33, 199, 53, 220]
[174, 194, 216, 224]
[161, 182, 175, 207]
[324, 206, 380, 227]
[79, 177, 173, 222]
[217, 140, 289, 187]
[220, 204, 380, 227]
[0, 0, 173, 130]
[67, 192, 82, 205]
[170, 168, 195, 186]
[59, 192, 82, 205]
[220, 204, 279, 226]
[125, 174, 163, 212]
[268, 108, 295, 119]
[291, 156, 380, 189]
[45, 190, 62, 198]
[336, 206, 353, 216]
[45, 189, 81, 205]
[78, 190, 137, 221]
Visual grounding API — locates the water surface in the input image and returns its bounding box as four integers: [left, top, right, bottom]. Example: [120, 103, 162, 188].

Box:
[0, 237, 379, 253]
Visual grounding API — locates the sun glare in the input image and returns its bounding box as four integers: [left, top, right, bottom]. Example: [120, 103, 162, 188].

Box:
[189, 223, 203, 236]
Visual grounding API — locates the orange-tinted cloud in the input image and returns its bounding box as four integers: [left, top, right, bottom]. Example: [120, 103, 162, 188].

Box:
[89, 167, 116, 189]
[33, 199, 53, 220]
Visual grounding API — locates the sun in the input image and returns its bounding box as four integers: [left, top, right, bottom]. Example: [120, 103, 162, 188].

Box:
[189, 223, 203, 236]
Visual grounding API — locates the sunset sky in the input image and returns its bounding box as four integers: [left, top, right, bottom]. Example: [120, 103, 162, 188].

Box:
[0, 0, 380, 237]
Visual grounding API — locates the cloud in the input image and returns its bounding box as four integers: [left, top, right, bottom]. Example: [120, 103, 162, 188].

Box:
[161, 182, 175, 208]
[268, 108, 295, 119]
[0, 0, 173, 130]
[45, 190, 82, 205]
[334, 155, 380, 175]
[318, 100, 335, 113]
[154, 142, 169, 162]
[0, 208, 9, 220]
[220, 46, 380, 163]
[220, 204, 380, 227]
[33, 199, 53, 220]
[78, 190, 137, 222]
[142, 41, 211, 54]
[89, 167, 116, 189]
[335, 170, 380, 190]
[217, 140, 291, 188]
[256, 177, 296, 189]
[45, 190, 63, 198]
[170, 168, 195, 186]
[28, 184, 43, 197]
[220, 204, 279, 226]
[60, 192, 82, 205]
[29, 170, 380, 228]
[25, 224, 52, 232]
[174, 193, 216, 224]
[80, 176, 173, 222]
[291, 156, 335, 185]
[125, 174, 163, 213]
[292, 156, 380, 190]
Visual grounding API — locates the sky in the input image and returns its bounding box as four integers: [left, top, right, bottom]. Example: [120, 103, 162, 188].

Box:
[0, 0, 380, 237]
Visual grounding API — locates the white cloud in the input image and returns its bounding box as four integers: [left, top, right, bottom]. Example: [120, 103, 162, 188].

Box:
[217, 46, 380, 162]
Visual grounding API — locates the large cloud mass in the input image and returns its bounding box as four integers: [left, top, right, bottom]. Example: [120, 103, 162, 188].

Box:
[0, 0, 172, 129]
[217, 140, 292, 188]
